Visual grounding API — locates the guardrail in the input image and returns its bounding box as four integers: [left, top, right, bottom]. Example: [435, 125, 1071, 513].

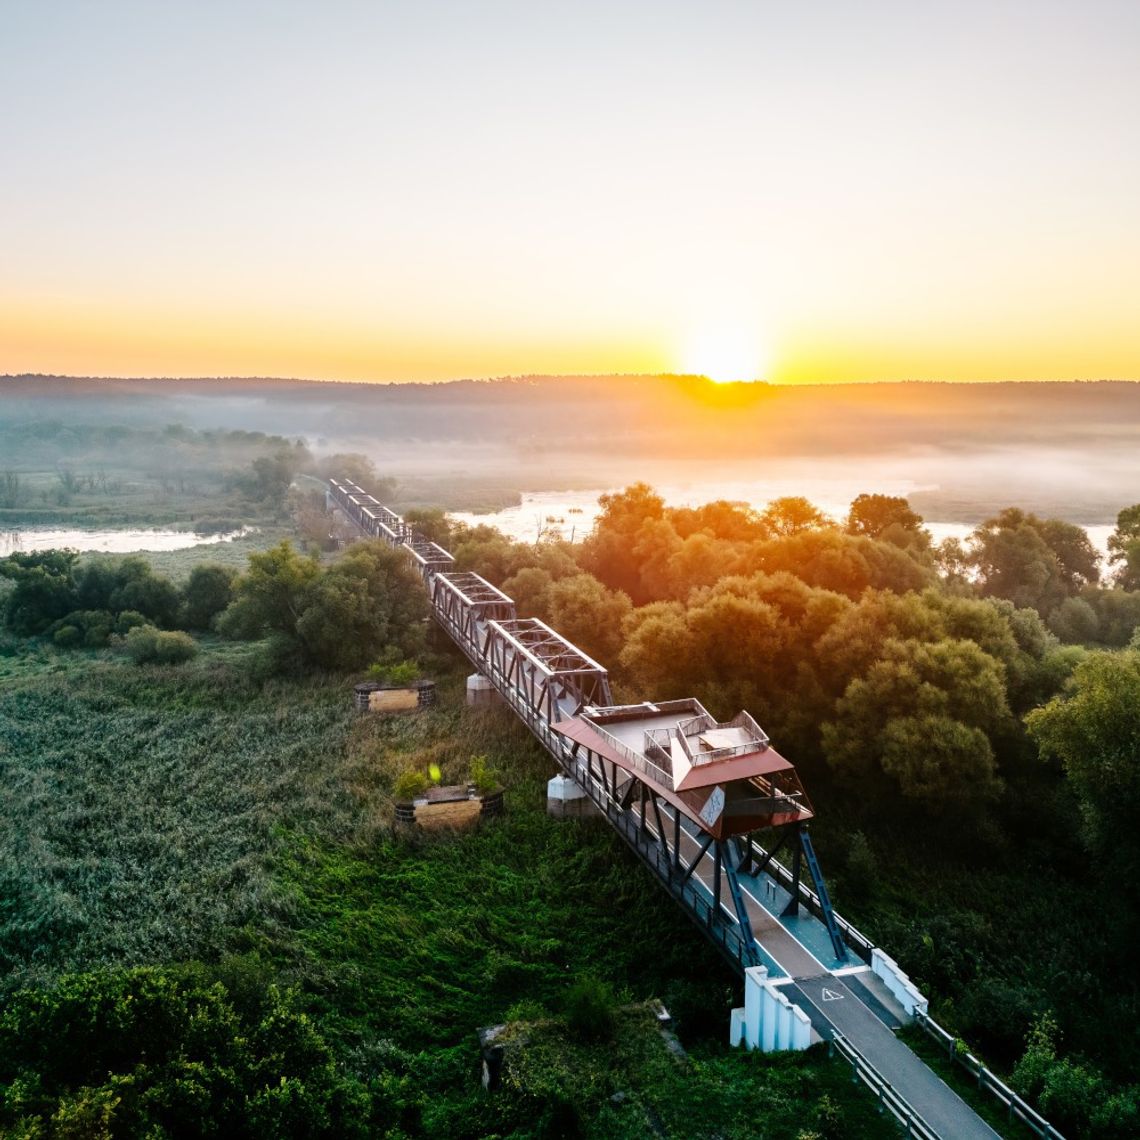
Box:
[913, 1011, 1067, 1140]
[830, 1033, 941, 1139]
[746, 837, 876, 962]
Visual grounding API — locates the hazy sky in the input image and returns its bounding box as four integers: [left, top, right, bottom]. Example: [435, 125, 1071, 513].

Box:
[2, 1, 1138, 383]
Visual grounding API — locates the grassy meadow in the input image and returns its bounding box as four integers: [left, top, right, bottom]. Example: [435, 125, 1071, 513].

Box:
[0, 637, 896, 1137]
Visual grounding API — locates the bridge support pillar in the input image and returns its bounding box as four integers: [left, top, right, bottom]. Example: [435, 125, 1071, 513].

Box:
[466, 673, 502, 708]
[730, 966, 812, 1052]
[546, 774, 596, 820]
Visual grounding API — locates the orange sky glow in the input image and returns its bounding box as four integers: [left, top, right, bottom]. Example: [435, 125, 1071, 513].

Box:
[3, 3, 1138, 386]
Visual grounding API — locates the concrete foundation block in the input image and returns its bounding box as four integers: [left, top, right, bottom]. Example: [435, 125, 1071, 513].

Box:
[466, 673, 502, 708]
[733, 964, 811, 1053]
[546, 774, 597, 818]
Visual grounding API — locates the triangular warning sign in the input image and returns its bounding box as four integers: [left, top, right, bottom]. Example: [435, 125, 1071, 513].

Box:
[820, 987, 844, 1002]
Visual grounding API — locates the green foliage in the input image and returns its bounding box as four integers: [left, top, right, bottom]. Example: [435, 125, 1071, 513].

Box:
[1107, 503, 1140, 590]
[181, 563, 238, 630]
[759, 495, 833, 537]
[0, 549, 80, 635]
[969, 507, 1100, 614]
[1026, 649, 1140, 889]
[468, 753, 500, 795]
[563, 976, 617, 1043]
[221, 540, 427, 672]
[1011, 1011, 1140, 1138]
[822, 638, 1008, 809]
[123, 625, 198, 665]
[114, 609, 148, 634]
[846, 493, 929, 548]
[392, 769, 430, 801]
[230, 445, 312, 508]
[366, 659, 421, 685]
[402, 507, 452, 546]
[1047, 596, 1100, 644]
[51, 624, 82, 649]
[218, 540, 321, 641]
[0, 967, 372, 1138]
[842, 831, 878, 905]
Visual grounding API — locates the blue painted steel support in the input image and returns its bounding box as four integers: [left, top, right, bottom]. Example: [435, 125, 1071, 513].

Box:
[799, 828, 847, 962]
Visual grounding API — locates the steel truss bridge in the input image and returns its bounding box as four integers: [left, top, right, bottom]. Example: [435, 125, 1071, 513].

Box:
[328, 477, 1010, 1140]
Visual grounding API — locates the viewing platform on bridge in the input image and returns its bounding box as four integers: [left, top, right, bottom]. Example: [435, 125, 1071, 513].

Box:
[554, 699, 813, 840]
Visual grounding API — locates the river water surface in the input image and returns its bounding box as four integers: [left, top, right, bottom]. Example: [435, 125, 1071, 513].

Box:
[0, 527, 253, 557]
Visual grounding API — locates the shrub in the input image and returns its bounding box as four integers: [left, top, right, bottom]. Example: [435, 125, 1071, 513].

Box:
[393, 769, 429, 802]
[47, 609, 116, 649]
[0, 967, 373, 1138]
[52, 624, 82, 649]
[114, 609, 148, 634]
[469, 753, 500, 795]
[366, 659, 422, 685]
[563, 976, 616, 1043]
[124, 625, 198, 666]
[182, 564, 238, 630]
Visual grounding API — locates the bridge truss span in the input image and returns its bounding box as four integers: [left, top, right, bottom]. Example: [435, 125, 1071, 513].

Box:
[325, 477, 1009, 1140]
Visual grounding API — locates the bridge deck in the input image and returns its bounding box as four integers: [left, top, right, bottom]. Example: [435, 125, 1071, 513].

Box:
[662, 804, 1000, 1140]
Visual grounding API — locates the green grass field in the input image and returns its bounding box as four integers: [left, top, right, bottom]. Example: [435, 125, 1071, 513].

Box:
[0, 640, 898, 1137]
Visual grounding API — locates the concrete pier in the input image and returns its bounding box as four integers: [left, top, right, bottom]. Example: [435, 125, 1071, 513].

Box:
[466, 673, 502, 708]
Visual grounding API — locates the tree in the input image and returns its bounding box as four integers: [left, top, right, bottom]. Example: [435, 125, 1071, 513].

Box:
[218, 541, 321, 642]
[1108, 503, 1140, 590]
[1025, 650, 1140, 890]
[315, 452, 397, 501]
[501, 566, 555, 621]
[822, 638, 1008, 809]
[846, 493, 929, 548]
[579, 483, 666, 602]
[969, 509, 1099, 614]
[755, 529, 932, 599]
[0, 967, 374, 1138]
[295, 542, 427, 669]
[1047, 597, 1100, 645]
[0, 550, 79, 635]
[548, 573, 632, 666]
[668, 500, 769, 543]
[109, 564, 182, 628]
[403, 507, 452, 546]
[757, 496, 832, 537]
[182, 564, 238, 630]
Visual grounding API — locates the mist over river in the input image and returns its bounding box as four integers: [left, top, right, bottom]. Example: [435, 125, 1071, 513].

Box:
[451, 479, 1118, 565]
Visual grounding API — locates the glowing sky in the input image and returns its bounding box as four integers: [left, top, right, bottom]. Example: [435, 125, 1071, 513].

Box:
[2, 1, 1138, 383]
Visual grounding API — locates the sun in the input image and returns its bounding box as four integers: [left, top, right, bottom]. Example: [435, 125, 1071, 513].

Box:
[679, 324, 769, 383]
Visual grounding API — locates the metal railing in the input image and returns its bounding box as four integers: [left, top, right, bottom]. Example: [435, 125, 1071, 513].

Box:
[914, 1011, 1067, 1140]
[831, 1033, 942, 1139]
[744, 836, 876, 961]
[674, 709, 769, 766]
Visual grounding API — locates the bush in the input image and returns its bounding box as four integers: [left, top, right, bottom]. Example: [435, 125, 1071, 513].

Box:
[563, 976, 616, 1043]
[48, 610, 115, 649]
[123, 625, 198, 665]
[52, 624, 82, 649]
[367, 659, 422, 685]
[182, 564, 238, 630]
[393, 769, 429, 802]
[115, 609, 148, 634]
[469, 753, 500, 795]
[0, 967, 373, 1138]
